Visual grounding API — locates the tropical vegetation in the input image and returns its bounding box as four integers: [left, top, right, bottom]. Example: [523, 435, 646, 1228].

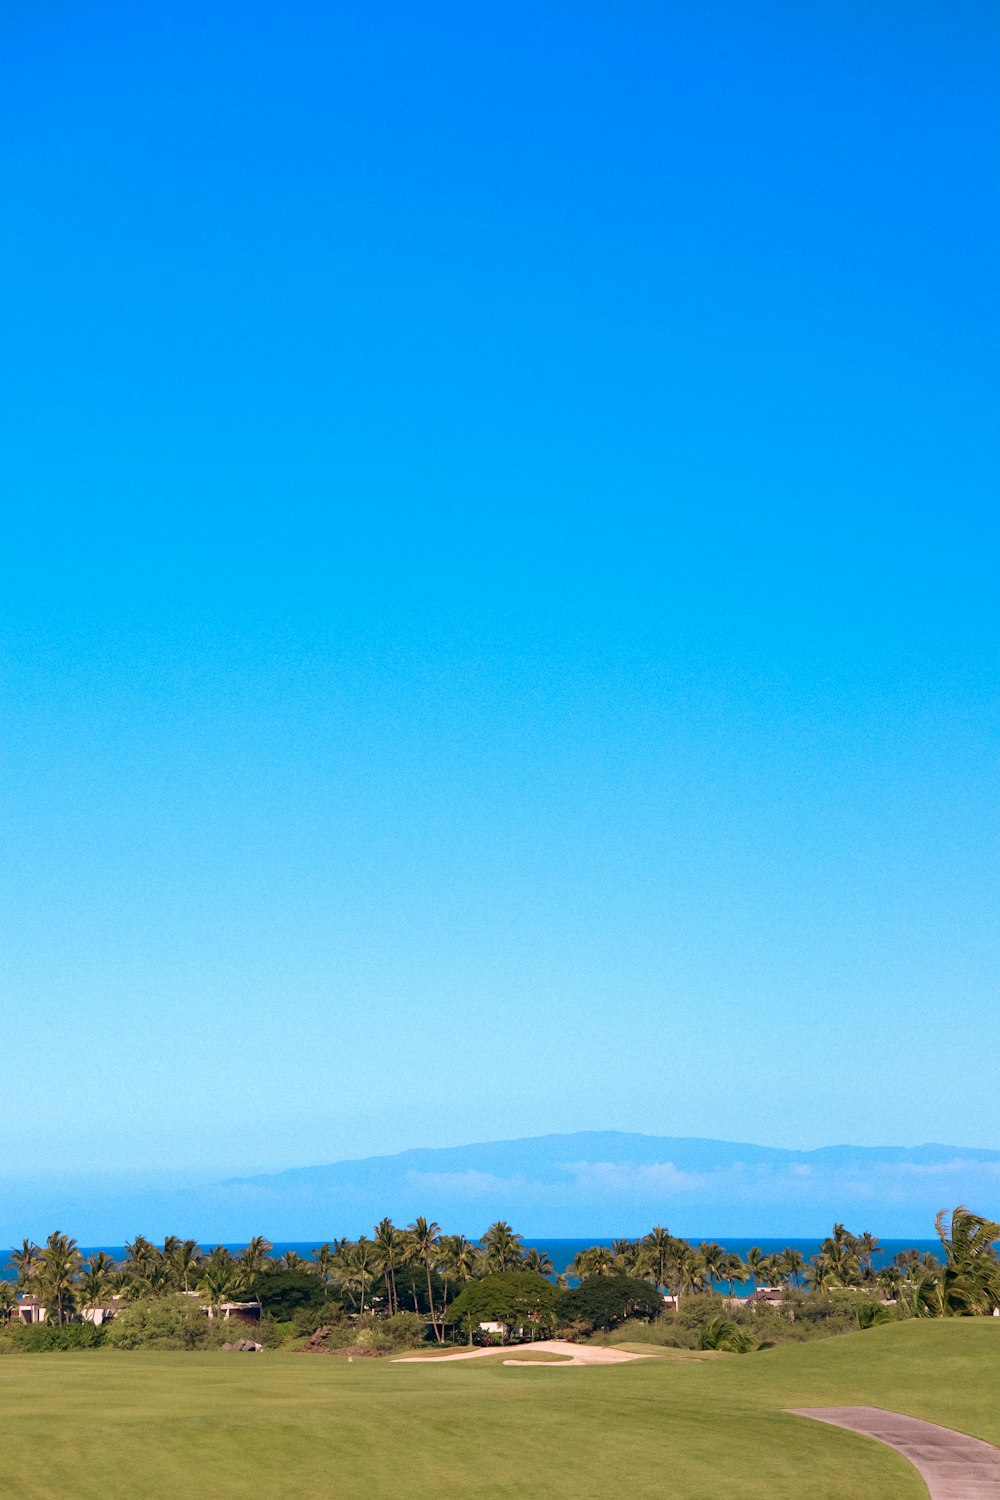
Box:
[2, 1207, 997, 1353]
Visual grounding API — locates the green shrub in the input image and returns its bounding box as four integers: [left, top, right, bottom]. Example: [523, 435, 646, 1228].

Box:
[379, 1311, 428, 1350]
[1, 1321, 106, 1352]
[105, 1295, 214, 1350]
[249, 1270, 328, 1323]
[291, 1299, 346, 1338]
[250, 1313, 284, 1349]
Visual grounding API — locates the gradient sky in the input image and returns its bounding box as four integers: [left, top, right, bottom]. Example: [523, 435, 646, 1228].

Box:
[2, 0, 998, 1194]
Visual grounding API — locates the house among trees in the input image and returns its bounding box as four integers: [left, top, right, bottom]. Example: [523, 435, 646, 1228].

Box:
[12, 1295, 46, 1325]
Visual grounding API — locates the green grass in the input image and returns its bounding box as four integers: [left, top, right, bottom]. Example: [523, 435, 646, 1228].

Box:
[1, 1321, 998, 1498]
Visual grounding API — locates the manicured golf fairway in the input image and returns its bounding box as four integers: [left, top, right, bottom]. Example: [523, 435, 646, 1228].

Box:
[2, 1322, 997, 1498]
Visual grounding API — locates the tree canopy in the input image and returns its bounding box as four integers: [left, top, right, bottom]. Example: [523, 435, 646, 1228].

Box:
[556, 1275, 663, 1332]
[446, 1271, 558, 1339]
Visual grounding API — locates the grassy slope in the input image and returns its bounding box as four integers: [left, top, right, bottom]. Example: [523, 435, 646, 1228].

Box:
[1, 1321, 997, 1499]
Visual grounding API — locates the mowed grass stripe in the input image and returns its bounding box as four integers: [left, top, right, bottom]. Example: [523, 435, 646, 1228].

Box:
[2, 1322, 997, 1498]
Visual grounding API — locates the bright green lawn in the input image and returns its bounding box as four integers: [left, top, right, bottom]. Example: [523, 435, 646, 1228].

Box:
[2, 1321, 998, 1499]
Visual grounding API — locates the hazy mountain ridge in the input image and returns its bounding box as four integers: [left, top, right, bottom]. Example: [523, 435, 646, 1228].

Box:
[6, 1133, 999, 1243]
[226, 1131, 1000, 1189]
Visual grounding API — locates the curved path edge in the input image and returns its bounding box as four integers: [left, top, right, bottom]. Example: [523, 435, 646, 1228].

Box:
[788, 1405, 1000, 1498]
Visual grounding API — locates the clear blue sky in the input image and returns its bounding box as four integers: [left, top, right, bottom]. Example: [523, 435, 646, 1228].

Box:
[2, 0, 998, 1190]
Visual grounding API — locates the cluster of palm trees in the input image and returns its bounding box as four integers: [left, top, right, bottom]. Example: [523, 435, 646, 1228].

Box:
[5, 1207, 997, 1329]
[1, 1232, 286, 1324]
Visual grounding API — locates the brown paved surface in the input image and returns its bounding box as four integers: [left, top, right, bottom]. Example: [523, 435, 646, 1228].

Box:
[789, 1406, 1000, 1498]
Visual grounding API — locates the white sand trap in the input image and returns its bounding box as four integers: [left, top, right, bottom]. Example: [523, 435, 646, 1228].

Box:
[396, 1339, 650, 1367]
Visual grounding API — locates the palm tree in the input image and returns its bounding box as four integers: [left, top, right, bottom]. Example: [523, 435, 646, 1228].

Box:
[856, 1232, 881, 1283]
[281, 1249, 306, 1271]
[778, 1248, 805, 1287]
[675, 1244, 707, 1300]
[571, 1245, 615, 1278]
[239, 1237, 273, 1280]
[699, 1242, 727, 1291]
[408, 1218, 443, 1342]
[171, 1240, 202, 1292]
[480, 1221, 524, 1273]
[804, 1253, 834, 1294]
[931, 1206, 1000, 1315]
[824, 1239, 859, 1287]
[312, 1243, 337, 1293]
[0, 1280, 16, 1326]
[78, 1252, 117, 1310]
[877, 1265, 904, 1301]
[522, 1247, 553, 1276]
[344, 1238, 378, 1315]
[124, 1235, 162, 1294]
[9, 1239, 40, 1288]
[451, 1237, 483, 1285]
[745, 1246, 768, 1289]
[644, 1226, 674, 1295]
[437, 1236, 479, 1320]
[198, 1260, 243, 1315]
[720, 1252, 747, 1299]
[37, 1231, 82, 1325]
[373, 1220, 402, 1314]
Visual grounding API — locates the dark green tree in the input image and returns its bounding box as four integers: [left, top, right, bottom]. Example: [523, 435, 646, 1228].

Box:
[555, 1274, 662, 1333]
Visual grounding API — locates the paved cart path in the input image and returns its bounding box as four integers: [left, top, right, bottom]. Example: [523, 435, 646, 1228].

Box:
[789, 1406, 1000, 1498]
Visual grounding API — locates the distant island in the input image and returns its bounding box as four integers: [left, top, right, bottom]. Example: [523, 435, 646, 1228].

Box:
[5, 1132, 1000, 1244]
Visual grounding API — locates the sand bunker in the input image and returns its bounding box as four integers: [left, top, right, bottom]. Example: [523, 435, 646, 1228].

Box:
[396, 1339, 650, 1367]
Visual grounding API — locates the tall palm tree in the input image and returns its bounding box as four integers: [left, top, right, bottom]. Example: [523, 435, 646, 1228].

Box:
[451, 1237, 483, 1285]
[312, 1243, 337, 1293]
[674, 1243, 707, 1300]
[931, 1205, 1000, 1315]
[824, 1239, 859, 1287]
[856, 1232, 881, 1283]
[438, 1233, 474, 1319]
[78, 1252, 118, 1310]
[480, 1221, 524, 1273]
[37, 1231, 82, 1325]
[198, 1261, 243, 1315]
[804, 1253, 834, 1294]
[171, 1240, 202, 1292]
[373, 1220, 402, 1315]
[124, 1235, 162, 1294]
[0, 1280, 16, 1326]
[522, 1247, 553, 1276]
[720, 1252, 747, 1299]
[745, 1246, 768, 1289]
[644, 1226, 674, 1295]
[779, 1248, 805, 1287]
[9, 1239, 41, 1288]
[350, 1237, 378, 1315]
[331, 1239, 359, 1309]
[571, 1245, 615, 1278]
[239, 1237, 273, 1279]
[699, 1242, 727, 1291]
[611, 1239, 638, 1274]
[408, 1218, 443, 1342]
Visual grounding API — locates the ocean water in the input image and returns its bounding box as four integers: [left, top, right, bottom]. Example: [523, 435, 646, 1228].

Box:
[1, 1236, 942, 1293]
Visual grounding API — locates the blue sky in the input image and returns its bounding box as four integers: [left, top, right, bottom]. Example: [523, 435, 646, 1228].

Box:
[2, 0, 998, 1206]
